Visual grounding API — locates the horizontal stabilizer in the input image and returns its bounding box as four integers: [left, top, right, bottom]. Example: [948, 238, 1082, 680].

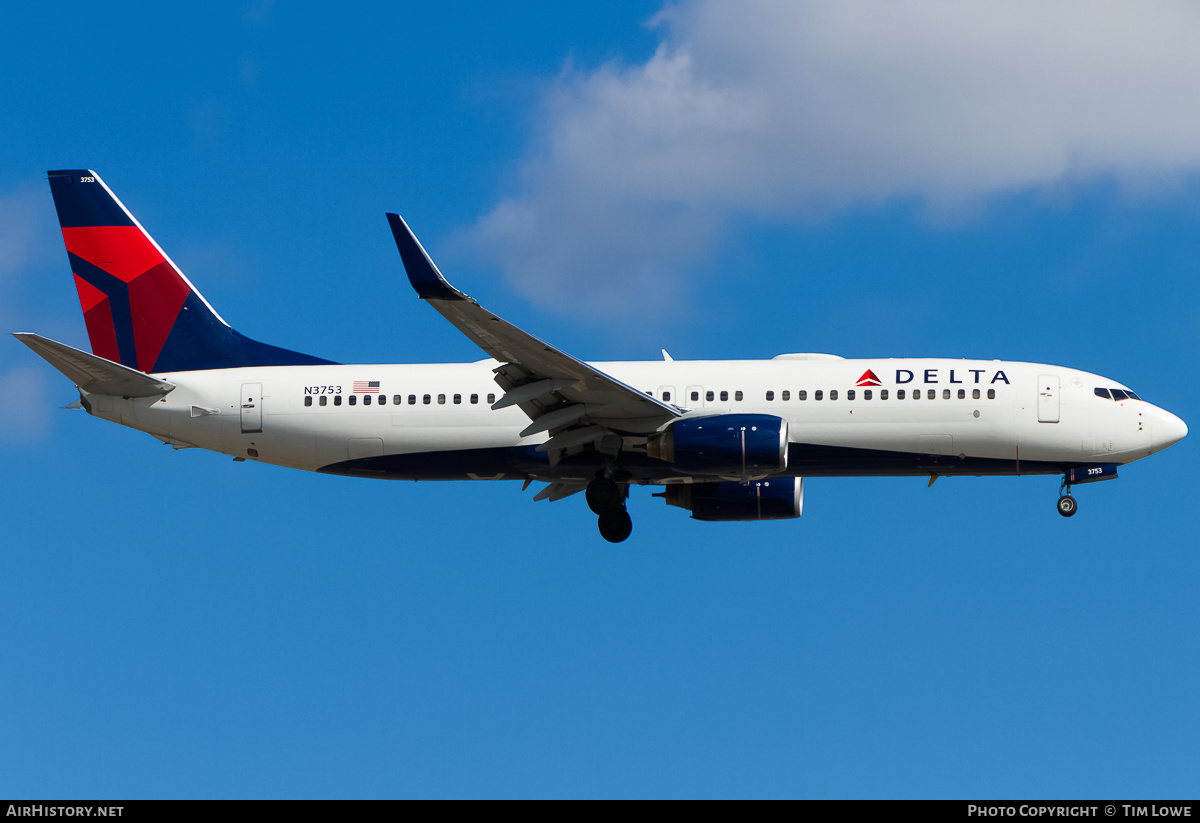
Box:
[13, 333, 176, 397]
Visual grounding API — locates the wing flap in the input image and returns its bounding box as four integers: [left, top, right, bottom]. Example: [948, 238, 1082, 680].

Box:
[531, 482, 587, 503]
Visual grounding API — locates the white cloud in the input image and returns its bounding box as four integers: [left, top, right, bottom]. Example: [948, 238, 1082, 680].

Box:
[0, 183, 54, 278]
[0, 366, 50, 443]
[464, 0, 1200, 312]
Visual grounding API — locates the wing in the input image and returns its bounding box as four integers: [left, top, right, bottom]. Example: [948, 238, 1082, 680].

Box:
[387, 214, 680, 456]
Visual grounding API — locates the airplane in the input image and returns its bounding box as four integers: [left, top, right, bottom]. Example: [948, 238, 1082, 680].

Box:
[15, 169, 1188, 542]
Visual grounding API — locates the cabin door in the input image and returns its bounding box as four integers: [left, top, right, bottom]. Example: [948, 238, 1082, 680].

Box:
[241, 383, 263, 433]
[1037, 375, 1059, 423]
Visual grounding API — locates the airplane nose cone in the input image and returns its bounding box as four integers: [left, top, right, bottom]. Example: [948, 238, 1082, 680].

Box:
[1153, 408, 1187, 452]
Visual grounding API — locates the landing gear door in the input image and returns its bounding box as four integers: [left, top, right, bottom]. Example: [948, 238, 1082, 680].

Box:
[241, 382, 263, 433]
[1037, 374, 1059, 423]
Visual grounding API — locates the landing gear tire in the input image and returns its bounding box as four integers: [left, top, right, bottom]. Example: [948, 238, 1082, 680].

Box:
[598, 508, 633, 543]
[1057, 495, 1077, 518]
[586, 477, 622, 514]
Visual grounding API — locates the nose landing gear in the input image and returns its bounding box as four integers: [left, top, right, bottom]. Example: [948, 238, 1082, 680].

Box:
[587, 474, 632, 543]
[1057, 475, 1078, 517]
[1055, 464, 1120, 517]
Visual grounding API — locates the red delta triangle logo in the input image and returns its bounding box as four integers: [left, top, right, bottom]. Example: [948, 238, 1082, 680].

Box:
[856, 369, 882, 387]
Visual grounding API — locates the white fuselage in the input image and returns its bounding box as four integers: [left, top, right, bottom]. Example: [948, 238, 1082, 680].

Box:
[81, 355, 1185, 484]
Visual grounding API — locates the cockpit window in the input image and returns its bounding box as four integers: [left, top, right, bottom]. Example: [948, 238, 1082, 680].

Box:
[1096, 387, 1141, 401]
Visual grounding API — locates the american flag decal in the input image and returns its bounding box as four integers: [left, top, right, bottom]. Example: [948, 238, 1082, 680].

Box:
[353, 381, 380, 393]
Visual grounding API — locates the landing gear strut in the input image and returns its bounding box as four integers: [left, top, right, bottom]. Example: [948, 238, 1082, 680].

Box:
[588, 474, 632, 542]
[1057, 476, 1077, 518]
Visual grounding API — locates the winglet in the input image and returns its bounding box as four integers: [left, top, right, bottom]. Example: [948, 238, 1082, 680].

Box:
[386, 213, 469, 302]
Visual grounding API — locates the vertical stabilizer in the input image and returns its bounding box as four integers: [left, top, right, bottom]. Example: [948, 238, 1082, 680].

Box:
[47, 170, 335, 372]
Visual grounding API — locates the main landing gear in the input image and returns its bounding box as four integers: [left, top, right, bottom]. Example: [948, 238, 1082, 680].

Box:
[1056, 475, 1078, 518]
[587, 474, 632, 543]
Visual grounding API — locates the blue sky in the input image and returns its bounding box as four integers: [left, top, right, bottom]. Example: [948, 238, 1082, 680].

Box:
[2, 0, 1198, 798]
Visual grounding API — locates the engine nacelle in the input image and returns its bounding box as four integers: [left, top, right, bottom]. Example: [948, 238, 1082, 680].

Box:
[660, 478, 804, 521]
[647, 414, 788, 479]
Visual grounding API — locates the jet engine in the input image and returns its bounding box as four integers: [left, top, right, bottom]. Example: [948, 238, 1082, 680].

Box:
[659, 478, 803, 521]
[647, 414, 788, 480]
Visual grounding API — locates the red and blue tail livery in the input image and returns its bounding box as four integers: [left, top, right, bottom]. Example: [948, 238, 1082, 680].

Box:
[47, 170, 334, 373]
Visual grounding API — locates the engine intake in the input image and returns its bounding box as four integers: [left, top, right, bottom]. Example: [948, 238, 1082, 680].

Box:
[647, 414, 788, 480]
[660, 478, 804, 521]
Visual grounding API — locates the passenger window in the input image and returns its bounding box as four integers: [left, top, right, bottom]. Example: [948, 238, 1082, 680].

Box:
[363, 395, 371, 405]
[487, 393, 496, 404]
[691, 391, 699, 402]
[987, 389, 995, 400]
[662, 391, 671, 402]
[829, 390, 838, 401]
[423, 394, 431, 405]
[880, 389, 888, 400]
[941, 389, 949, 399]
[864, 390, 872, 400]
[706, 391, 714, 401]
[394, 395, 401, 405]
[377, 395, 386, 405]
[349, 395, 357, 405]
[319, 395, 327, 406]
[304, 396, 313, 407]
[471, 394, 479, 404]
[972, 389, 980, 400]
[454, 394, 462, 405]
[782, 391, 790, 401]
[720, 391, 729, 401]
[957, 389, 965, 399]
[334, 395, 342, 406]
[847, 390, 856, 401]
[438, 394, 446, 405]
[408, 394, 416, 405]
[798, 390, 807, 401]
[815, 390, 823, 401]
[897, 389, 905, 399]
[927, 389, 935, 400]
[766, 391, 774, 401]
[735, 391, 743, 401]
